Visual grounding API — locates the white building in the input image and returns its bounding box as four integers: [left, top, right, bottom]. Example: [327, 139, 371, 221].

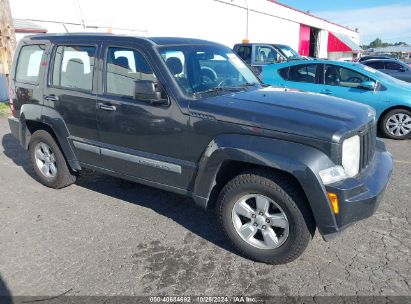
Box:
[10, 0, 361, 60]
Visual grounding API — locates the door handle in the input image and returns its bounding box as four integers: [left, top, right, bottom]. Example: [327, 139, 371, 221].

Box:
[44, 94, 59, 102]
[320, 89, 333, 95]
[97, 103, 117, 111]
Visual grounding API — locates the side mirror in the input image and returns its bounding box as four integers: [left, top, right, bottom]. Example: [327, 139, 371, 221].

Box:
[359, 80, 376, 91]
[400, 67, 406, 72]
[134, 80, 168, 105]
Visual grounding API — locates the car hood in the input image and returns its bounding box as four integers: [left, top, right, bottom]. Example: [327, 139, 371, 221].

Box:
[383, 77, 411, 92]
[189, 87, 374, 143]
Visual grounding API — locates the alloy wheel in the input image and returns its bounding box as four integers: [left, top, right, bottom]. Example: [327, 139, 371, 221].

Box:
[231, 194, 289, 250]
[34, 142, 58, 179]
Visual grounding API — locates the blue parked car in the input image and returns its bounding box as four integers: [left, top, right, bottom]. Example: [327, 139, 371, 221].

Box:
[262, 60, 411, 139]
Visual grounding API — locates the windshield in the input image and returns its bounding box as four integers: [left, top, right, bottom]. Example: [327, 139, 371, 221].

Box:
[276, 45, 301, 59]
[158, 45, 260, 97]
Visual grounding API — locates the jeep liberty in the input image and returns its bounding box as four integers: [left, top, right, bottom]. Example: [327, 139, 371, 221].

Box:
[8, 34, 392, 264]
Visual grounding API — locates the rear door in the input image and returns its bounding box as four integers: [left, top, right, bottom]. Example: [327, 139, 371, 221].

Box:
[44, 41, 100, 166]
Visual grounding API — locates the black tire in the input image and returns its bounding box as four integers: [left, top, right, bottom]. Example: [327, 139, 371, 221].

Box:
[380, 108, 411, 140]
[28, 130, 76, 188]
[217, 170, 315, 264]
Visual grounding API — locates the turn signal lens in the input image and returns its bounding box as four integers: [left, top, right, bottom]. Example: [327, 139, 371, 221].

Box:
[327, 192, 339, 214]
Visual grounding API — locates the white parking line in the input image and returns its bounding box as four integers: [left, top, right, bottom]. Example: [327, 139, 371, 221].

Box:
[394, 160, 411, 165]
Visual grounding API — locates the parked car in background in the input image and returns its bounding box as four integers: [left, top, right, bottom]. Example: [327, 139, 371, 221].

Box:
[8, 34, 392, 264]
[233, 43, 303, 76]
[362, 59, 411, 83]
[263, 60, 411, 139]
[358, 55, 393, 62]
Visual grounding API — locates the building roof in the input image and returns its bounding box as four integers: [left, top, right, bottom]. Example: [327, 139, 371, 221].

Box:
[13, 19, 47, 33]
[328, 32, 362, 52]
[371, 46, 411, 53]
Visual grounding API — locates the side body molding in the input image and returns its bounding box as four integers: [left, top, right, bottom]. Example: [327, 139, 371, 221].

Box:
[192, 134, 338, 235]
[19, 104, 81, 171]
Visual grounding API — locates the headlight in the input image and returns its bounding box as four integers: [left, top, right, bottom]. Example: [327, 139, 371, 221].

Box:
[342, 135, 360, 177]
[319, 166, 347, 185]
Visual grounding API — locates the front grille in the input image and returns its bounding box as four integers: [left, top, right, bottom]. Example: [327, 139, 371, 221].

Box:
[360, 124, 376, 171]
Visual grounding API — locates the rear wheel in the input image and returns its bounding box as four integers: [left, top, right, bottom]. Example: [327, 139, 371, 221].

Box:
[380, 108, 411, 140]
[29, 130, 76, 188]
[217, 170, 314, 264]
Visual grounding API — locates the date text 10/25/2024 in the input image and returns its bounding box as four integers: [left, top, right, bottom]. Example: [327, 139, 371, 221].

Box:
[149, 296, 257, 303]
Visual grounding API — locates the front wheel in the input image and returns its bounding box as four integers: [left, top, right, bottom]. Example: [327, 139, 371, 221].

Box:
[380, 108, 411, 140]
[217, 170, 315, 264]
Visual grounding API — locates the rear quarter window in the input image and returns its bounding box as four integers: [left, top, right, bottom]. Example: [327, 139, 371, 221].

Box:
[278, 67, 289, 80]
[237, 46, 252, 64]
[15, 44, 46, 84]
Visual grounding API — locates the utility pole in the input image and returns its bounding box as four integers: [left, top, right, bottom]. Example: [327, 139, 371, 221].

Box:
[231, 0, 250, 43]
[0, 0, 16, 79]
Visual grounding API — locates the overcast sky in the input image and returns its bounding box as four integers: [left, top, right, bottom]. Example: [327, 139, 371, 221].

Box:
[278, 1, 411, 44]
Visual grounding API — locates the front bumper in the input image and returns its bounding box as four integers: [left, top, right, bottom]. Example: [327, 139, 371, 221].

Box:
[322, 139, 393, 241]
[8, 116, 20, 141]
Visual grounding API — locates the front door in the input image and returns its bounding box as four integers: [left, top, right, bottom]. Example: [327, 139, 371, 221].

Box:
[321, 64, 381, 109]
[95, 42, 191, 190]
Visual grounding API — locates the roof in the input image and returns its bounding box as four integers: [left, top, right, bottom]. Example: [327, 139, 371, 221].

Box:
[13, 19, 47, 33]
[271, 59, 363, 69]
[362, 58, 410, 67]
[24, 33, 226, 47]
[148, 37, 222, 46]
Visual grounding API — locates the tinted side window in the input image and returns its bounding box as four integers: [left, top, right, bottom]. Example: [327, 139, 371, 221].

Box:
[237, 46, 252, 64]
[278, 67, 289, 80]
[324, 65, 370, 88]
[385, 62, 403, 71]
[255, 46, 280, 64]
[365, 61, 384, 70]
[288, 64, 317, 83]
[52, 45, 96, 91]
[106, 47, 157, 98]
[15, 44, 45, 84]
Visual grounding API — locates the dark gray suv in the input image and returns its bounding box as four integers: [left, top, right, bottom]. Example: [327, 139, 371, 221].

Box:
[8, 34, 392, 264]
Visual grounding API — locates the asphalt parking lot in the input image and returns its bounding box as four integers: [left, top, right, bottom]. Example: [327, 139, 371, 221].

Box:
[0, 115, 410, 297]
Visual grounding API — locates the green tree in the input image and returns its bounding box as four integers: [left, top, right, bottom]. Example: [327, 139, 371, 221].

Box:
[369, 38, 383, 48]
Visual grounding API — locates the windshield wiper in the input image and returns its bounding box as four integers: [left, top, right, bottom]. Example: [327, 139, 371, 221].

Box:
[194, 86, 245, 97]
[194, 87, 226, 96]
[240, 82, 260, 87]
[194, 82, 260, 97]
